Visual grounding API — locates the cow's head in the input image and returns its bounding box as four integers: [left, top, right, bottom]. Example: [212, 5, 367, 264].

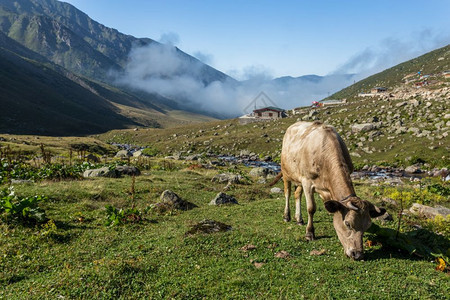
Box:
[324, 197, 385, 260]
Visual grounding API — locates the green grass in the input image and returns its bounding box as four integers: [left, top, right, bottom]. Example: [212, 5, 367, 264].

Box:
[1, 163, 449, 299]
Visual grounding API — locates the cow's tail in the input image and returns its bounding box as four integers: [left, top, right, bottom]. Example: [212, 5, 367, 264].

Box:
[268, 172, 283, 186]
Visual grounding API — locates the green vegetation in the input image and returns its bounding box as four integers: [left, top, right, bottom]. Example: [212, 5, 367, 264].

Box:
[0, 187, 47, 225]
[0, 154, 449, 298]
[329, 44, 450, 100]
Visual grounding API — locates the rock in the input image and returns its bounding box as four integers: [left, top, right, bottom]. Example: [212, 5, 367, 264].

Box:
[11, 179, 33, 184]
[409, 203, 450, 219]
[160, 190, 182, 207]
[249, 167, 274, 178]
[270, 187, 283, 194]
[115, 165, 140, 176]
[381, 197, 398, 207]
[211, 173, 242, 184]
[185, 154, 200, 161]
[351, 123, 375, 133]
[132, 150, 143, 157]
[185, 219, 232, 236]
[209, 192, 238, 205]
[83, 167, 118, 178]
[405, 165, 422, 174]
[115, 150, 131, 158]
[431, 168, 448, 178]
[375, 212, 394, 222]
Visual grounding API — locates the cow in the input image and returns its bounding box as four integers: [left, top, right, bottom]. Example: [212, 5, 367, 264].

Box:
[274, 121, 385, 260]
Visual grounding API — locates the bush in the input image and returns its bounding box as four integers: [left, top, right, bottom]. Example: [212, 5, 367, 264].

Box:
[0, 187, 47, 225]
[104, 205, 141, 226]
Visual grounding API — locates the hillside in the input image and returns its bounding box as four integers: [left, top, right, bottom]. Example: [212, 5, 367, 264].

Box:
[0, 31, 216, 135]
[0, 0, 225, 135]
[0, 0, 230, 85]
[98, 47, 450, 169]
[329, 44, 450, 101]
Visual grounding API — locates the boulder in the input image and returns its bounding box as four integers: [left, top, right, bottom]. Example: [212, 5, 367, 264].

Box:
[351, 123, 375, 133]
[115, 165, 141, 176]
[132, 150, 143, 157]
[409, 203, 450, 219]
[270, 187, 283, 194]
[160, 190, 183, 208]
[115, 150, 131, 158]
[405, 165, 422, 174]
[211, 173, 242, 184]
[209, 192, 238, 205]
[83, 167, 117, 178]
[249, 167, 275, 178]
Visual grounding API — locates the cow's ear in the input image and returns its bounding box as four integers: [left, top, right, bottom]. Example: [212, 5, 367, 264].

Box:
[367, 202, 386, 218]
[324, 200, 343, 213]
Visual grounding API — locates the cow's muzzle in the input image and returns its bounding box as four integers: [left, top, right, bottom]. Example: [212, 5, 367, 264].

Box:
[347, 249, 364, 260]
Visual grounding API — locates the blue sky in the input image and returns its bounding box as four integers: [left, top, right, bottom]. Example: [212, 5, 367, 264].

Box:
[62, 0, 450, 79]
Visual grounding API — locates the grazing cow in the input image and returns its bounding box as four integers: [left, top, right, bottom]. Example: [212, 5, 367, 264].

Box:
[275, 121, 385, 260]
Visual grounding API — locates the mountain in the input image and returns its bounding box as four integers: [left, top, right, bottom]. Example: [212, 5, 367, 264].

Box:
[0, 0, 230, 84]
[98, 45, 450, 168]
[328, 44, 450, 101]
[0, 0, 230, 135]
[0, 30, 150, 135]
[0, 0, 232, 123]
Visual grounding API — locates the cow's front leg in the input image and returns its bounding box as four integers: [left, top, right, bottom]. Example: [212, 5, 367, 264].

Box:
[303, 183, 316, 241]
[294, 185, 304, 225]
[283, 179, 291, 222]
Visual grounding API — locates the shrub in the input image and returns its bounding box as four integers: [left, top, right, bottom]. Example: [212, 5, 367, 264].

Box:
[104, 205, 141, 226]
[0, 187, 47, 225]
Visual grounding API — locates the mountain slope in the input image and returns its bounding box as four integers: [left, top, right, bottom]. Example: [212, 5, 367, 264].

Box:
[0, 0, 231, 86]
[0, 31, 145, 135]
[329, 44, 450, 100]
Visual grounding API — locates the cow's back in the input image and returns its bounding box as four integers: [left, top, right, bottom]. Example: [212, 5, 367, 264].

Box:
[281, 121, 352, 183]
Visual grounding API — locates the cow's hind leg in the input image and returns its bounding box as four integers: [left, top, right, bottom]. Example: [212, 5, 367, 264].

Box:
[303, 181, 316, 241]
[294, 185, 304, 225]
[283, 178, 291, 222]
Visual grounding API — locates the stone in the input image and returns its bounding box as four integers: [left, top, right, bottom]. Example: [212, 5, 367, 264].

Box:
[249, 167, 270, 178]
[115, 165, 140, 176]
[132, 150, 143, 157]
[83, 167, 118, 178]
[11, 179, 33, 184]
[351, 123, 375, 133]
[409, 203, 450, 219]
[381, 197, 398, 207]
[160, 190, 183, 207]
[115, 150, 131, 158]
[270, 187, 283, 194]
[209, 192, 238, 205]
[375, 212, 394, 222]
[405, 165, 422, 174]
[211, 173, 242, 184]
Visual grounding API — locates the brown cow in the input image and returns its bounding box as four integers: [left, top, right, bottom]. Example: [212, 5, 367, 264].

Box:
[278, 121, 385, 260]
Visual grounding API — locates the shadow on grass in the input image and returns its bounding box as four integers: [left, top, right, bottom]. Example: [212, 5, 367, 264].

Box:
[364, 225, 449, 262]
[1, 274, 28, 285]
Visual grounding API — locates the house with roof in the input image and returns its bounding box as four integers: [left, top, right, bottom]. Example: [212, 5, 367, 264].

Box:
[371, 87, 387, 94]
[239, 106, 286, 124]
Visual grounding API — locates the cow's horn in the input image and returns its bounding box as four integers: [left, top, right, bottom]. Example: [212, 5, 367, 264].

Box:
[346, 202, 359, 211]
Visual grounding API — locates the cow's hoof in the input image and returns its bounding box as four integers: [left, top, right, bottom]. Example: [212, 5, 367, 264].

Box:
[296, 220, 304, 226]
[283, 216, 291, 222]
[305, 233, 315, 241]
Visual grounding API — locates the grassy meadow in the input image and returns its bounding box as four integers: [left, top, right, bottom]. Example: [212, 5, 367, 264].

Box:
[1, 152, 449, 299]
